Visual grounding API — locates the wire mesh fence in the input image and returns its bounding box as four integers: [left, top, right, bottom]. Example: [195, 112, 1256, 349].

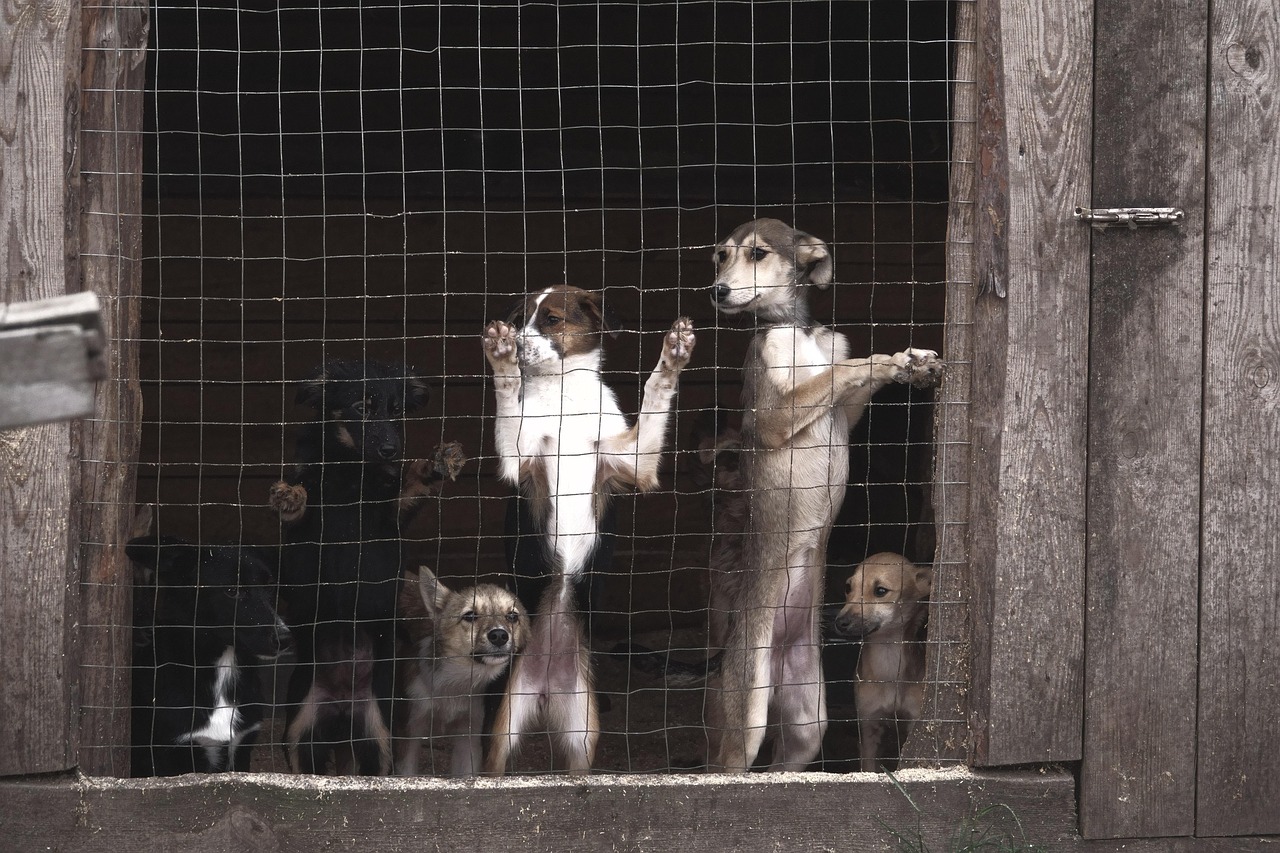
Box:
[89, 0, 971, 778]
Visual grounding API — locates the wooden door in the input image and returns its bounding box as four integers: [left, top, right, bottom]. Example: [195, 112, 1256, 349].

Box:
[1082, 0, 1280, 838]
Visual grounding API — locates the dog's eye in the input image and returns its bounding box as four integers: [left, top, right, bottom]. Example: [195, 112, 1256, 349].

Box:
[750, 247, 768, 262]
[715, 249, 727, 265]
[874, 586, 890, 598]
[506, 611, 520, 623]
[388, 402, 402, 416]
[845, 581, 852, 594]
[461, 611, 479, 623]
[224, 587, 242, 600]
[543, 314, 562, 327]
[352, 401, 367, 416]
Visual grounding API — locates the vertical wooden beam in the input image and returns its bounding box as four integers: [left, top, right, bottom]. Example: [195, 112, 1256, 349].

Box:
[75, 0, 149, 777]
[903, 0, 976, 767]
[1080, 0, 1208, 838]
[1198, 0, 1280, 836]
[0, 0, 83, 775]
[966, 0, 1092, 766]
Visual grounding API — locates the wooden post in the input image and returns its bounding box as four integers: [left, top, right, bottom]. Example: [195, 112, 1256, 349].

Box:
[75, 0, 149, 777]
[902, 0, 977, 767]
[965, 0, 1093, 766]
[0, 0, 83, 775]
[1079, 0, 1207, 838]
[1198, 0, 1280, 834]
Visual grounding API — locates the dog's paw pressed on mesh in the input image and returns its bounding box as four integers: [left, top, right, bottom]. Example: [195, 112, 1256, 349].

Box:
[431, 441, 468, 481]
[483, 321, 518, 367]
[891, 348, 944, 388]
[663, 317, 696, 369]
[269, 481, 308, 523]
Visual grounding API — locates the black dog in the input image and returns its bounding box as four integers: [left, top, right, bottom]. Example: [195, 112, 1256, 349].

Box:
[269, 359, 462, 774]
[128, 533, 291, 777]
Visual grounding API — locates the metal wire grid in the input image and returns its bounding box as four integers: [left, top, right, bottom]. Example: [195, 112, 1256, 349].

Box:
[75, 0, 971, 777]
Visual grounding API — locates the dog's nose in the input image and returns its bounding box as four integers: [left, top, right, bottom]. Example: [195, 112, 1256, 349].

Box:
[487, 627, 509, 647]
[710, 283, 730, 304]
[377, 442, 398, 460]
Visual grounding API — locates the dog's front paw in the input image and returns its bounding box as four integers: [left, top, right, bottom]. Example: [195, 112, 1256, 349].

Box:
[663, 317, 696, 370]
[431, 440, 468, 481]
[891, 348, 944, 388]
[269, 481, 308, 524]
[483, 321, 519, 369]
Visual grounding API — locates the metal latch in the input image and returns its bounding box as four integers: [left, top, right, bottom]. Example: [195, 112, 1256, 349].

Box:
[1074, 207, 1185, 229]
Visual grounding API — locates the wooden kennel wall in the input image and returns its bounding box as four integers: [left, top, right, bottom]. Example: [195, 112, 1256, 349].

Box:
[3, 0, 1279, 849]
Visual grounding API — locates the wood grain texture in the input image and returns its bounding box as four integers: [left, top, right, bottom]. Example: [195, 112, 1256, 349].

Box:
[1080, 0, 1208, 839]
[902, 0, 977, 768]
[0, 768, 1079, 852]
[1199, 0, 1280, 835]
[967, 0, 1092, 766]
[0, 0, 80, 776]
[74, 0, 149, 777]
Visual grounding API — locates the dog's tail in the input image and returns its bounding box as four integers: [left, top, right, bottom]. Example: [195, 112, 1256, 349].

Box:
[610, 642, 723, 687]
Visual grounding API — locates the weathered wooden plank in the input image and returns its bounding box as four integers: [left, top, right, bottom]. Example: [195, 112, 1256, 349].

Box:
[966, 0, 1092, 765]
[902, 0, 977, 768]
[0, 0, 81, 776]
[0, 768, 1079, 853]
[1079, 0, 1208, 839]
[74, 0, 149, 777]
[1198, 0, 1280, 836]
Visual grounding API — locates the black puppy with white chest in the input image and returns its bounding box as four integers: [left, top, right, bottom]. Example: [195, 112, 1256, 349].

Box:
[270, 359, 434, 775]
[128, 533, 291, 777]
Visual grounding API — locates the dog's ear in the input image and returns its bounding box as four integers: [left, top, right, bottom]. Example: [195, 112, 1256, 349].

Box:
[417, 565, 451, 618]
[580, 289, 620, 339]
[504, 295, 528, 327]
[126, 535, 200, 589]
[403, 375, 431, 413]
[914, 566, 934, 598]
[795, 233, 834, 289]
[295, 366, 328, 410]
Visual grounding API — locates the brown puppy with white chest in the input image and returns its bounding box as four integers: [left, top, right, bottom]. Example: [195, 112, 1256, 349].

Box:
[482, 285, 694, 774]
[395, 567, 528, 777]
[833, 552, 932, 772]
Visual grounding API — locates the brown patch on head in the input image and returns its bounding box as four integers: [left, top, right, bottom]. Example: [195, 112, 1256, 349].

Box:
[716, 218, 832, 288]
[526, 285, 611, 359]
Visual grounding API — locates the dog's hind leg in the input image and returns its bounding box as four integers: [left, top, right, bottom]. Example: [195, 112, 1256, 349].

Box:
[547, 633, 600, 774]
[353, 698, 393, 775]
[484, 658, 541, 775]
[711, 607, 774, 772]
[769, 641, 827, 772]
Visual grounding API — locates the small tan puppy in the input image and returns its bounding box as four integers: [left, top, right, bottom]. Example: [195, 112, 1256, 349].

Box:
[833, 552, 932, 772]
[396, 567, 528, 777]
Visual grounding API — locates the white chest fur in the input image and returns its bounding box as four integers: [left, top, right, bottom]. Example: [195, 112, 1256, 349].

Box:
[759, 325, 850, 389]
[176, 647, 258, 769]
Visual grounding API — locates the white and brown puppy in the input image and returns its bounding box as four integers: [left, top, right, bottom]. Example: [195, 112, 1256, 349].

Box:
[707, 218, 943, 772]
[481, 285, 695, 774]
[395, 567, 528, 777]
[833, 552, 932, 772]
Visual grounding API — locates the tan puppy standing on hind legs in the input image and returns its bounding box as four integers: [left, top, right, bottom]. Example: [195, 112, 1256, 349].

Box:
[707, 218, 943, 772]
[481, 285, 695, 774]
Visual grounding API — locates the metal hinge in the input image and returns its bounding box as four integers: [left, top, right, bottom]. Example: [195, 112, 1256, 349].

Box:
[1074, 206, 1185, 229]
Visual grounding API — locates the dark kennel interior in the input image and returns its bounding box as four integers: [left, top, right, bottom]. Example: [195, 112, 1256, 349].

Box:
[124, 0, 958, 775]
